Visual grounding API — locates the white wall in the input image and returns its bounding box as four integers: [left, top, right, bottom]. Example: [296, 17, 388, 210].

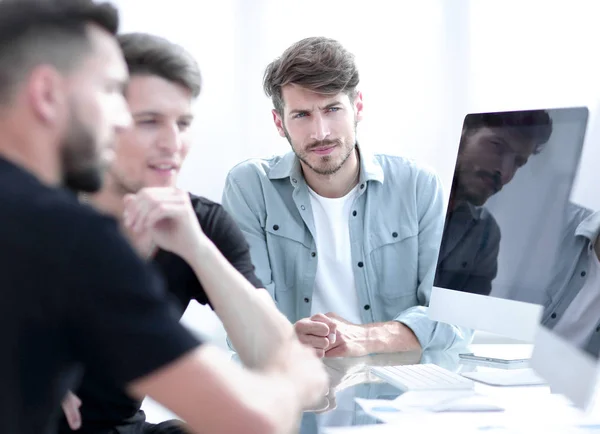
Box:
[466, 0, 600, 211]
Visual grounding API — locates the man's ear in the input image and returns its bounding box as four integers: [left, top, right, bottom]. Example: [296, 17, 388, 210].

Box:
[272, 109, 287, 138]
[26, 65, 67, 127]
[353, 91, 363, 123]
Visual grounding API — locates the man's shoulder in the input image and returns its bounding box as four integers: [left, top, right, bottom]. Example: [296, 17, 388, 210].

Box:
[373, 153, 439, 183]
[0, 179, 124, 281]
[476, 205, 501, 237]
[189, 193, 227, 222]
[1, 179, 115, 238]
[226, 154, 288, 183]
[188, 193, 239, 234]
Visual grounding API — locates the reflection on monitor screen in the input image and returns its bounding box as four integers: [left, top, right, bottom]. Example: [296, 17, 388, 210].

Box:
[429, 107, 588, 343]
[529, 107, 600, 411]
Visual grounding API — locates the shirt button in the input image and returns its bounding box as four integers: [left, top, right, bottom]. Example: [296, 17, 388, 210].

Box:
[581, 271, 587, 277]
[301, 205, 306, 210]
[304, 297, 310, 303]
[360, 183, 365, 189]
[352, 210, 357, 217]
[392, 232, 398, 238]
[273, 225, 279, 231]
[551, 313, 557, 319]
[311, 252, 316, 257]
[292, 178, 297, 183]
[358, 261, 364, 268]
[364, 304, 371, 310]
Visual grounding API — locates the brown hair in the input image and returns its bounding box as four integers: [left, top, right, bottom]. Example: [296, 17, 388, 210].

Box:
[462, 110, 553, 154]
[263, 36, 359, 114]
[118, 32, 202, 98]
[0, 0, 119, 103]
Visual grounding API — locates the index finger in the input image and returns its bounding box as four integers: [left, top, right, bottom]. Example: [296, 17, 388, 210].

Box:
[311, 313, 337, 333]
[296, 319, 330, 337]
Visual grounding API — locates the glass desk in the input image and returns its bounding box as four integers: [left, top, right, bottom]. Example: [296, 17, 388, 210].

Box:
[143, 344, 549, 433]
[297, 347, 476, 433]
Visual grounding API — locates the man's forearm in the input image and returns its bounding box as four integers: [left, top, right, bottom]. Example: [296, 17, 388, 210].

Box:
[362, 321, 421, 354]
[185, 238, 295, 369]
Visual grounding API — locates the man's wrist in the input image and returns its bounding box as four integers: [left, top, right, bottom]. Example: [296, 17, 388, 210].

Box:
[180, 229, 212, 264]
[362, 321, 420, 354]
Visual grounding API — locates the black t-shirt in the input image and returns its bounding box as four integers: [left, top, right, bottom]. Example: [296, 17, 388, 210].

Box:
[0, 157, 202, 434]
[57, 194, 264, 433]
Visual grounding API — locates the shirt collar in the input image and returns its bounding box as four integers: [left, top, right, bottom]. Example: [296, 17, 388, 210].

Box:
[267, 144, 385, 186]
[575, 210, 600, 243]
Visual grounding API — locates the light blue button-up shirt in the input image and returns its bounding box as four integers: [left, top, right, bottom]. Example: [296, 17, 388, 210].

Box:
[222, 148, 472, 350]
[542, 204, 600, 356]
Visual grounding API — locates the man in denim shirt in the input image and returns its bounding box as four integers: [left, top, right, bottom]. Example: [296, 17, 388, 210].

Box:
[542, 204, 600, 357]
[435, 110, 553, 296]
[222, 36, 470, 356]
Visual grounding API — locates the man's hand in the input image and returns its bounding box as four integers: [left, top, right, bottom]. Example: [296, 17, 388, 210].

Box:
[294, 314, 338, 358]
[313, 313, 421, 357]
[314, 313, 371, 358]
[61, 391, 82, 431]
[123, 187, 206, 261]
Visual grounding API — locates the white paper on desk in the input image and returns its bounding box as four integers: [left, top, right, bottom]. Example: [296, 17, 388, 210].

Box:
[355, 390, 504, 422]
[393, 390, 478, 412]
[323, 412, 521, 434]
[353, 398, 403, 423]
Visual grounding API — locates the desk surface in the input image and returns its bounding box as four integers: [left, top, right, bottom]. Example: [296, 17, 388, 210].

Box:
[142, 344, 596, 433]
[299, 343, 591, 434]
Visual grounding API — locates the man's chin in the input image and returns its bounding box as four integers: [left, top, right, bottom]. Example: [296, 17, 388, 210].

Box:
[468, 195, 491, 207]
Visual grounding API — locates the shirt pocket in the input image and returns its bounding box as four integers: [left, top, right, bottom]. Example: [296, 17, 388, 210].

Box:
[367, 225, 419, 299]
[265, 214, 310, 291]
[435, 247, 480, 291]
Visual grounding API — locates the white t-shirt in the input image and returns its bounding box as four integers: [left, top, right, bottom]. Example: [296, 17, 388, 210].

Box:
[554, 240, 600, 347]
[308, 184, 363, 325]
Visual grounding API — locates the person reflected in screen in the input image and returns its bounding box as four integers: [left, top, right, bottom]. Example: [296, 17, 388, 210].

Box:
[0, 2, 327, 434]
[541, 203, 600, 358]
[58, 31, 314, 434]
[222, 36, 470, 358]
[434, 110, 553, 296]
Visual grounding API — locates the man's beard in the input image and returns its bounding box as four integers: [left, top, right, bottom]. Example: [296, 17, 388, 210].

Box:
[61, 113, 107, 193]
[453, 166, 501, 207]
[284, 123, 357, 176]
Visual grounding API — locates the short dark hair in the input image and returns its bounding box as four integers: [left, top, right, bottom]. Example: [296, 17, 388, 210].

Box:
[462, 110, 553, 154]
[0, 0, 119, 103]
[263, 36, 360, 114]
[117, 33, 202, 98]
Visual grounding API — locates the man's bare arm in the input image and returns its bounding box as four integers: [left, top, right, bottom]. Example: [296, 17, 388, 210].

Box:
[185, 239, 295, 369]
[127, 343, 326, 434]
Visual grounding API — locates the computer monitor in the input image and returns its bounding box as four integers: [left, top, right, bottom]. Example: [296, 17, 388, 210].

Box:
[428, 107, 589, 344]
[530, 105, 600, 412]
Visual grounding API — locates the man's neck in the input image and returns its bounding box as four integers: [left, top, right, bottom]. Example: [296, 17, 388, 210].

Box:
[302, 148, 360, 198]
[0, 117, 61, 187]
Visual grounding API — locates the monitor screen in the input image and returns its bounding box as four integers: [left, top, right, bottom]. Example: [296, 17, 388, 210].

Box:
[434, 107, 588, 308]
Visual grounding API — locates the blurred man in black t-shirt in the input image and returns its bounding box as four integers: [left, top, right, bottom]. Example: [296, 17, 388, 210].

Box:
[58, 32, 310, 434]
[0, 2, 327, 434]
